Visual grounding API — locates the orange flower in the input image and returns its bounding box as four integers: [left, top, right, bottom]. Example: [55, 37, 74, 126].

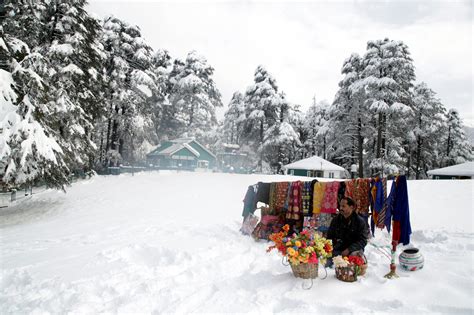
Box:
[282, 224, 290, 232]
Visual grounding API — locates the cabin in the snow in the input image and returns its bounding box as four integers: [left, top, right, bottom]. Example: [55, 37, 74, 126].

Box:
[427, 161, 474, 179]
[283, 155, 348, 178]
[146, 138, 216, 171]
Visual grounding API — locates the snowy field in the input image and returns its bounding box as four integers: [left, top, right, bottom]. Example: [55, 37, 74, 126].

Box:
[1, 171, 473, 314]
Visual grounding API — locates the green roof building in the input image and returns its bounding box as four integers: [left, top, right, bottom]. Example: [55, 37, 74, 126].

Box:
[146, 138, 216, 171]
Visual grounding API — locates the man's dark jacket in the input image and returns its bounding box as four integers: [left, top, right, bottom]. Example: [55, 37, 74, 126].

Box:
[327, 211, 368, 253]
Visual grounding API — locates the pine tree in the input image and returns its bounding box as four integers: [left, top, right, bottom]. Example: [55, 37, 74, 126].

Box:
[241, 65, 280, 171]
[262, 93, 300, 173]
[168, 51, 223, 142]
[0, 28, 69, 189]
[329, 53, 371, 177]
[409, 82, 446, 178]
[223, 91, 245, 144]
[99, 16, 155, 167]
[443, 109, 472, 166]
[359, 38, 416, 175]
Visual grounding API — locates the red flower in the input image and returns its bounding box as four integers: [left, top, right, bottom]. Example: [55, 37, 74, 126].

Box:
[308, 252, 318, 264]
[348, 255, 364, 266]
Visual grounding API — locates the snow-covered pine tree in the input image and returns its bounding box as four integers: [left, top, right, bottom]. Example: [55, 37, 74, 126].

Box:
[359, 38, 416, 175]
[168, 51, 223, 142]
[37, 0, 106, 173]
[329, 53, 371, 177]
[241, 65, 280, 171]
[408, 82, 446, 178]
[147, 49, 172, 143]
[99, 16, 155, 167]
[0, 28, 70, 189]
[304, 98, 331, 160]
[262, 92, 300, 173]
[223, 91, 245, 145]
[287, 104, 307, 161]
[443, 109, 472, 166]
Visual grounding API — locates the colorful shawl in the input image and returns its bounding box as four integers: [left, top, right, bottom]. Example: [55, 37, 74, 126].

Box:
[320, 181, 340, 214]
[344, 180, 355, 199]
[312, 182, 326, 214]
[355, 178, 371, 215]
[286, 181, 302, 220]
[274, 182, 289, 214]
[301, 181, 313, 216]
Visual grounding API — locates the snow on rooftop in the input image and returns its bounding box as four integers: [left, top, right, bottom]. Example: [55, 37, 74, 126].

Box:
[283, 155, 346, 171]
[427, 161, 474, 176]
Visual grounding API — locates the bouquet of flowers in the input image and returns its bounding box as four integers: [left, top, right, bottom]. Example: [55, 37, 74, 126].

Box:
[333, 255, 367, 282]
[267, 224, 333, 266]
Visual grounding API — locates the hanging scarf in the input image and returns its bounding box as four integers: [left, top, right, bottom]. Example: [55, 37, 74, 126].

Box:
[355, 178, 371, 215]
[301, 181, 313, 216]
[286, 181, 302, 220]
[390, 175, 412, 246]
[320, 181, 340, 214]
[344, 180, 355, 199]
[312, 182, 326, 214]
[268, 183, 277, 214]
[370, 177, 387, 235]
[274, 182, 289, 214]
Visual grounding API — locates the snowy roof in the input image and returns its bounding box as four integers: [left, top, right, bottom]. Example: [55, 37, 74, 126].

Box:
[427, 162, 474, 177]
[157, 143, 200, 157]
[283, 156, 346, 172]
[147, 138, 216, 159]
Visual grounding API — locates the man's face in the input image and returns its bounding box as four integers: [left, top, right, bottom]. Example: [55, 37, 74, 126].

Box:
[340, 199, 354, 218]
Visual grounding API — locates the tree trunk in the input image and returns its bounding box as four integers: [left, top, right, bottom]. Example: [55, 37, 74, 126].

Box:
[259, 119, 264, 171]
[415, 136, 422, 179]
[357, 117, 364, 178]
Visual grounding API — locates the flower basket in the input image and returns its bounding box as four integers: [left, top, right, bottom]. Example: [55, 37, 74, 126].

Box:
[290, 262, 318, 279]
[335, 263, 367, 282]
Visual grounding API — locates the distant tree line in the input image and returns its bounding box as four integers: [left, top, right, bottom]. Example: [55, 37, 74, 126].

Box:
[222, 39, 472, 178]
[1, 1, 471, 191]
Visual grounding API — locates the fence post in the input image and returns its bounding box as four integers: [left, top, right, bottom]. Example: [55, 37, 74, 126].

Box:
[11, 189, 16, 202]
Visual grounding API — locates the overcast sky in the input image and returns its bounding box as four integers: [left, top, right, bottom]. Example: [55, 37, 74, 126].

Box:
[88, 0, 473, 126]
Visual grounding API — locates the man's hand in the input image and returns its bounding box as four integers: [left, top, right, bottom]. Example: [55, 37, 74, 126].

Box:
[341, 249, 350, 256]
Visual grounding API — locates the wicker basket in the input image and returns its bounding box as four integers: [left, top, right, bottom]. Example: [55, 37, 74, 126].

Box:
[335, 263, 367, 282]
[290, 262, 318, 279]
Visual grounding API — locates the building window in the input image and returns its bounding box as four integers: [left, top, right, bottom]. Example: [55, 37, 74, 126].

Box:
[329, 172, 334, 178]
[197, 160, 209, 168]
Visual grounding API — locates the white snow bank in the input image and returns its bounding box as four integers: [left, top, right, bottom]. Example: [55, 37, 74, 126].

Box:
[0, 172, 472, 313]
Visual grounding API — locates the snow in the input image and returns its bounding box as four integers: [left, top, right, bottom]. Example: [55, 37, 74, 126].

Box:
[0, 172, 473, 313]
[283, 155, 346, 172]
[427, 161, 474, 177]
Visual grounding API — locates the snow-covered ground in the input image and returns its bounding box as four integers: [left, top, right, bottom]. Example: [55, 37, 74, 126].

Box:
[1, 171, 473, 313]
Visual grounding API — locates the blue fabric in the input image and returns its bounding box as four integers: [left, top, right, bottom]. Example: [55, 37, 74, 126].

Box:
[383, 181, 397, 232]
[370, 180, 386, 236]
[392, 175, 412, 245]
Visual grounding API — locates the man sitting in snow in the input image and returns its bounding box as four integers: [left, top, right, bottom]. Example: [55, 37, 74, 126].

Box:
[326, 197, 368, 266]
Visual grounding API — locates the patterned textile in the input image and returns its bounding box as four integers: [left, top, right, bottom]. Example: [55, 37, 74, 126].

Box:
[370, 177, 387, 235]
[240, 213, 259, 235]
[268, 183, 277, 214]
[286, 181, 302, 220]
[344, 180, 355, 199]
[320, 181, 340, 214]
[303, 216, 318, 232]
[355, 178, 371, 215]
[317, 213, 335, 233]
[312, 182, 326, 214]
[274, 182, 290, 214]
[301, 181, 313, 216]
[377, 178, 388, 228]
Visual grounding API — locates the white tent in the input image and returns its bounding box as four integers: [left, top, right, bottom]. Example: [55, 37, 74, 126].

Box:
[283, 156, 348, 178]
[427, 161, 474, 179]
